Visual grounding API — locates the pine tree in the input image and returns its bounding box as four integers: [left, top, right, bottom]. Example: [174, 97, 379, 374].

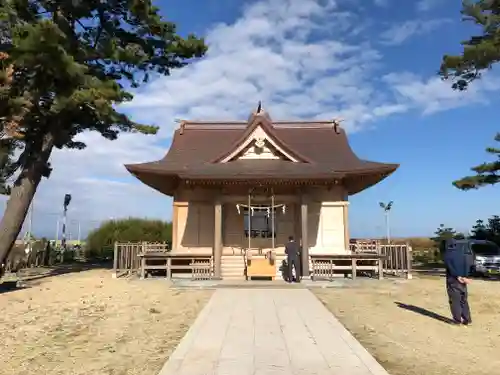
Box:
[440, 0, 500, 90]
[470, 219, 488, 240]
[0, 138, 15, 195]
[433, 224, 465, 243]
[0, 32, 19, 196]
[440, 2, 500, 189]
[432, 224, 465, 258]
[0, 1, 207, 266]
[486, 215, 500, 243]
[453, 133, 500, 189]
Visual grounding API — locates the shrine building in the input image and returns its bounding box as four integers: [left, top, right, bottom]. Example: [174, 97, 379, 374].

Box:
[125, 105, 398, 280]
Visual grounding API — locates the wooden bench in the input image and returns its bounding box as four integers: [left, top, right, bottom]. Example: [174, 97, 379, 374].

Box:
[138, 252, 213, 280]
[310, 254, 386, 281]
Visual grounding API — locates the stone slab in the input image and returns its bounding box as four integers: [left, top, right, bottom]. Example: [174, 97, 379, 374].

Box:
[158, 289, 390, 375]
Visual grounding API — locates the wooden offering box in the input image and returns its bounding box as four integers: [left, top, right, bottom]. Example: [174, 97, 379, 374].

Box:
[246, 257, 276, 280]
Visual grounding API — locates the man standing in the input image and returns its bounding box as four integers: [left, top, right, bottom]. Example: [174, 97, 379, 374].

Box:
[285, 235, 300, 283]
[443, 240, 472, 326]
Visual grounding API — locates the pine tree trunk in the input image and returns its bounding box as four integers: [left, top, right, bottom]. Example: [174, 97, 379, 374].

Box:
[0, 132, 55, 267]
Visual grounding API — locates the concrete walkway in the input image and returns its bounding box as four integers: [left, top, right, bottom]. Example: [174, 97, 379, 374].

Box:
[159, 289, 389, 375]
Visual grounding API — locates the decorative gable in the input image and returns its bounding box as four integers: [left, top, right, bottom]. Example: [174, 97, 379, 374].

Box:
[238, 138, 281, 160]
[221, 125, 299, 162]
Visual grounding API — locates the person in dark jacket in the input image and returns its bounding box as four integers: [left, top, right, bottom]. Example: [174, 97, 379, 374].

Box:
[443, 241, 472, 325]
[285, 235, 300, 283]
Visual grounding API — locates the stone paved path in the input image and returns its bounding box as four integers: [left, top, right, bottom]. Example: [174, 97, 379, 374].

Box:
[159, 289, 389, 375]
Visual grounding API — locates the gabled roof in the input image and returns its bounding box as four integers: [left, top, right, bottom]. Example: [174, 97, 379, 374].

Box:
[212, 111, 312, 163]
[125, 107, 399, 196]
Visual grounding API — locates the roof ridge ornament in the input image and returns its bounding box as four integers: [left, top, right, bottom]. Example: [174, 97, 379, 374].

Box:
[175, 118, 187, 134]
[256, 101, 262, 113]
[332, 118, 343, 134]
[248, 101, 272, 124]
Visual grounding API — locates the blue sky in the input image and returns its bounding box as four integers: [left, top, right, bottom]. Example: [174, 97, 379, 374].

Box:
[2, 0, 499, 240]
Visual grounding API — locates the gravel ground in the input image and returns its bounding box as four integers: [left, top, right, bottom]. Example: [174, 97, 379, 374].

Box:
[0, 269, 212, 375]
[314, 277, 500, 375]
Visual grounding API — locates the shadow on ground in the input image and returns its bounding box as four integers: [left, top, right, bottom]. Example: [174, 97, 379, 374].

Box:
[0, 280, 26, 294]
[394, 301, 456, 324]
[0, 260, 112, 295]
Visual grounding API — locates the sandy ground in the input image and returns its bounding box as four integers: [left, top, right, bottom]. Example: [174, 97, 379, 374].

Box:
[314, 277, 500, 375]
[0, 269, 212, 375]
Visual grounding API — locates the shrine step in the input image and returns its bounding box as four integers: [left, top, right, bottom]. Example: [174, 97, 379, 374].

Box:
[221, 255, 245, 280]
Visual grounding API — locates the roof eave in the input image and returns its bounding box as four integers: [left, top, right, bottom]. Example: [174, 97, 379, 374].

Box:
[125, 164, 179, 196]
[343, 163, 399, 176]
[344, 164, 399, 195]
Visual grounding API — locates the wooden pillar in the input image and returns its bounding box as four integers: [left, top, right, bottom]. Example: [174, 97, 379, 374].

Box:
[294, 203, 301, 244]
[112, 242, 118, 278]
[166, 257, 172, 280]
[140, 256, 146, 280]
[213, 199, 222, 279]
[343, 203, 350, 251]
[301, 196, 309, 277]
[406, 243, 413, 280]
[171, 203, 178, 251]
[377, 242, 384, 280]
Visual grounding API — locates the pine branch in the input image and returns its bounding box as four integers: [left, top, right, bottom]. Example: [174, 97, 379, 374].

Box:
[0, 0, 208, 176]
[453, 173, 500, 190]
[440, 0, 500, 90]
[454, 131, 500, 190]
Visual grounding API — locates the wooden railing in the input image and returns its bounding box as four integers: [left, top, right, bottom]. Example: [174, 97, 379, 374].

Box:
[139, 253, 212, 280]
[310, 253, 385, 281]
[113, 241, 412, 281]
[112, 242, 167, 278]
[380, 244, 412, 277]
[310, 242, 412, 280]
[112, 242, 212, 280]
[3, 242, 83, 276]
[350, 242, 412, 277]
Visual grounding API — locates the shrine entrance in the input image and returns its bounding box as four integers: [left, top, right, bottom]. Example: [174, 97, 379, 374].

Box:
[230, 187, 297, 280]
[237, 187, 286, 255]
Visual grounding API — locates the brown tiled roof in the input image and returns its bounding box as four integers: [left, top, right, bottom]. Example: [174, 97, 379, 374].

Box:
[125, 111, 398, 196]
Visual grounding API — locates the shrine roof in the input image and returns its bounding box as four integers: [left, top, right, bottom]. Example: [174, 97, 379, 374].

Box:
[125, 107, 399, 195]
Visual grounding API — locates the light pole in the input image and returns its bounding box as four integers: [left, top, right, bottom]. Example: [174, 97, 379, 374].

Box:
[379, 201, 393, 244]
[28, 201, 34, 252]
[68, 219, 82, 244]
[61, 193, 72, 262]
[55, 218, 59, 244]
[23, 201, 34, 254]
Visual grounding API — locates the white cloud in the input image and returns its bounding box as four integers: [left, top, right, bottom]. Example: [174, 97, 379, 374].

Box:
[2, 0, 499, 238]
[383, 72, 500, 114]
[374, 0, 389, 6]
[22, 132, 169, 238]
[416, 0, 443, 12]
[379, 19, 449, 45]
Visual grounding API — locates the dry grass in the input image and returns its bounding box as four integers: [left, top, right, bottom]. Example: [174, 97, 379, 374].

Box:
[0, 269, 212, 375]
[314, 277, 500, 375]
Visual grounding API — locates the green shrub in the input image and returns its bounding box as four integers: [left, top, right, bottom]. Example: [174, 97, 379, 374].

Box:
[85, 218, 172, 259]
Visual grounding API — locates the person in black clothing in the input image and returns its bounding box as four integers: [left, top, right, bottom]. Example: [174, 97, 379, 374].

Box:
[443, 241, 472, 326]
[285, 235, 300, 283]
